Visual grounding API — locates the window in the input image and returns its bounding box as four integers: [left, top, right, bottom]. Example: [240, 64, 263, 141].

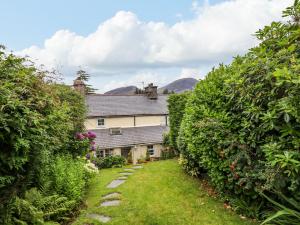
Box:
[110, 128, 122, 135]
[97, 150, 104, 158]
[98, 118, 105, 127]
[105, 149, 113, 157]
[147, 145, 154, 156]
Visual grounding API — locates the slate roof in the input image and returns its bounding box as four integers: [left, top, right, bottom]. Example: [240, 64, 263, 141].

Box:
[90, 126, 169, 149]
[86, 95, 168, 117]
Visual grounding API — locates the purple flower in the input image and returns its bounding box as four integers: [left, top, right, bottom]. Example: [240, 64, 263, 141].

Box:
[86, 153, 90, 159]
[75, 132, 84, 140]
[90, 145, 96, 151]
[87, 131, 96, 139]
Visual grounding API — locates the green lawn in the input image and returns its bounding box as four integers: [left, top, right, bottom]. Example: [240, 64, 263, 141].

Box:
[73, 159, 256, 225]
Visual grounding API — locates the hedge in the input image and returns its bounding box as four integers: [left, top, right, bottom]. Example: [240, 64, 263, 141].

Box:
[178, 1, 300, 218]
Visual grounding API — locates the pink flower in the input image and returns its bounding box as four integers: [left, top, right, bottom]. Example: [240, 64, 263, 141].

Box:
[75, 132, 84, 140]
[87, 131, 96, 139]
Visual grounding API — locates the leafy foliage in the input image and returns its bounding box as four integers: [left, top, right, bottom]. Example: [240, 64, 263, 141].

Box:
[75, 70, 97, 94]
[177, 1, 300, 219]
[9, 188, 76, 224]
[0, 48, 90, 223]
[167, 92, 191, 150]
[93, 155, 126, 169]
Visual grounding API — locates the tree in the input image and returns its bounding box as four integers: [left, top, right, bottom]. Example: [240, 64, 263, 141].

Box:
[76, 69, 97, 94]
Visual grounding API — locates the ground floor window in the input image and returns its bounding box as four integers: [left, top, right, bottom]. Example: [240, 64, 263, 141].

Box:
[105, 149, 113, 157]
[147, 145, 154, 156]
[97, 149, 113, 157]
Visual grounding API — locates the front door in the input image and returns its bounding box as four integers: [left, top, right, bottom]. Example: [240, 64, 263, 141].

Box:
[121, 147, 131, 158]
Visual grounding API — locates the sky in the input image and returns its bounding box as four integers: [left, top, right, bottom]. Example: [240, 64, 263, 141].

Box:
[0, 0, 294, 93]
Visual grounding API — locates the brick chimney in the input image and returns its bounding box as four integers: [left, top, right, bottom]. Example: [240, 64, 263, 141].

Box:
[144, 83, 158, 100]
[73, 77, 86, 95]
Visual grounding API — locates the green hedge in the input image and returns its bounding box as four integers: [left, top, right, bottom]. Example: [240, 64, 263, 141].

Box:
[167, 92, 191, 150]
[178, 2, 300, 218]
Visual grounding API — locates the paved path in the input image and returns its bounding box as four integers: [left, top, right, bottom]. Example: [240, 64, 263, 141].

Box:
[86, 165, 143, 223]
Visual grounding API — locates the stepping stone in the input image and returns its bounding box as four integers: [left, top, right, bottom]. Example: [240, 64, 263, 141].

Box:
[132, 165, 143, 169]
[124, 168, 134, 171]
[118, 176, 127, 180]
[107, 179, 126, 188]
[101, 200, 121, 207]
[87, 213, 111, 223]
[119, 172, 133, 176]
[102, 192, 121, 199]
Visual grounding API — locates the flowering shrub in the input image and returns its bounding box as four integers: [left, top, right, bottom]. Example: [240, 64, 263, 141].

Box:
[71, 131, 97, 156]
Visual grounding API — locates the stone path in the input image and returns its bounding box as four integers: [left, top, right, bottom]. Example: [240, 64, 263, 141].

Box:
[86, 165, 143, 223]
[87, 214, 111, 223]
[107, 179, 126, 188]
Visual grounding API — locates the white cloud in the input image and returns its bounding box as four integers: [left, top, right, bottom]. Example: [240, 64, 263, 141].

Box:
[18, 0, 293, 92]
[179, 68, 201, 79]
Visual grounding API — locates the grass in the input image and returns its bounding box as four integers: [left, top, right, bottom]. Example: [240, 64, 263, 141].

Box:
[73, 159, 257, 225]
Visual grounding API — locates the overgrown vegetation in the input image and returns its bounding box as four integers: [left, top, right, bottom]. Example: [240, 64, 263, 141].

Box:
[171, 1, 300, 223]
[0, 47, 93, 224]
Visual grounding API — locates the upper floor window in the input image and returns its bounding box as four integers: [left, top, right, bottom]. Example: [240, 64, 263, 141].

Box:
[147, 145, 154, 156]
[110, 127, 122, 135]
[98, 118, 105, 127]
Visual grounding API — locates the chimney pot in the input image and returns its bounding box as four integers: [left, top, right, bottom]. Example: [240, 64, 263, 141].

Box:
[144, 83, 158, 100]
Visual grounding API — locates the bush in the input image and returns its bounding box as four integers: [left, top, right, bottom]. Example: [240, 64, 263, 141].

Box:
[0, 47, 89, 223]
[167, 92, 191, 151]
[93, 156, 126, 169]
[178, 1, 300, 219]
[42, 155, 89, 202]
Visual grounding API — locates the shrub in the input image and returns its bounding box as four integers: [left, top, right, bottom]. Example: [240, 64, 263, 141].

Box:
[93, 156, 126, 169]
[178, 1, 300, 219]
[167, 92, 191, 151]
[0, 47, 89, 223]
[42, 155, 88, 202]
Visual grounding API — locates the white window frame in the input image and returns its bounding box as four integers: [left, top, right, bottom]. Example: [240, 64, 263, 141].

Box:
[147, 145, 155, 156]
[110, 127, 122, 135]
[97, 118, 105, 127]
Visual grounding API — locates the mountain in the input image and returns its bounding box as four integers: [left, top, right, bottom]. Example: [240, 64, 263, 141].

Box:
[104, 86, 137, 95]
[158, 78, 198, 93]
[104, 78, 198, 95]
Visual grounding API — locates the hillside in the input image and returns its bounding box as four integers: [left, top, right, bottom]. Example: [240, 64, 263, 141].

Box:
[158, 78, 198, 93]
[104, 78, 198, 95]
[104, 86, 137, 95]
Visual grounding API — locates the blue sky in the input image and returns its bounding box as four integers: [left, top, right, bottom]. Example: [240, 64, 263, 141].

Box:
[1, 0, 222, 50]
[0, 0, 292, 93]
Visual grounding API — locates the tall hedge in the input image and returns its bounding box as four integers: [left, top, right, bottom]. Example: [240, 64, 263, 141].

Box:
[167, 92, 191, 150]
[178, 2, 300, 217]
[0, 47, 87, 220]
